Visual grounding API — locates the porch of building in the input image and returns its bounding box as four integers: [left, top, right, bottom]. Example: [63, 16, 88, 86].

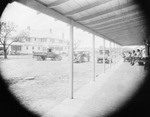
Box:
[44, 59, 146, 117]
[11, 0, 150, 117]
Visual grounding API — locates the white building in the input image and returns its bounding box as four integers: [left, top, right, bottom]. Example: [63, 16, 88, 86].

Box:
[9, 28, 69, 55]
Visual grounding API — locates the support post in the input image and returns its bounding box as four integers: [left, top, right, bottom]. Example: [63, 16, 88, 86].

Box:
[69, 20, 74, 99]
[118, 45, 120, 61]
[118, 45, 119, 62]
[109, 41, 111, 69]
[120, 45, 122, 60]
[103, 39, 105, 73]
[116, 44, 118, 62]
[115, 43, 117, 63]
[114, 43, 116, 64]
[92, 34, 95, 81]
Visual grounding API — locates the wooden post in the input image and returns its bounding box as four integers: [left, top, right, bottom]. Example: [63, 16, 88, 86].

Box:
[118, 45, 120, 61]
[116, 44, 118, 62]
[92, 34, 95, 81]
[109, 41, 111, 69]
[115, 43, 117, 63]
[103, 39, 105, 73]
[69, 20, 74, 99]
[114, 43, 116, 64]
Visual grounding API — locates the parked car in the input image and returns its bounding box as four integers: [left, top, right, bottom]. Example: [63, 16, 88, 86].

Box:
[10, 50, 20, 55]
[33, 48, 62, 61]
[0, 47, 9, 55]
[74, 51, 90, 63]
[0, 50, 4, 55]
[97, 50, 112, 63]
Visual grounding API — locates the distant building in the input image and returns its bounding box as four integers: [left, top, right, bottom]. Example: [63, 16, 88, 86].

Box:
[9, 27, 69, 55]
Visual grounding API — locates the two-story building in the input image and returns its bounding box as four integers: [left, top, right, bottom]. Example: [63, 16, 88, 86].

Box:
[10, 28, 69, 55]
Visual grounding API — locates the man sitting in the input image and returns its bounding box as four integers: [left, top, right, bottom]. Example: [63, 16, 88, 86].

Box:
[131, 49, 143, 66]
[130, 50, 137, 65]
[136, 49, 143, 65]
[123, 51, 131, 62]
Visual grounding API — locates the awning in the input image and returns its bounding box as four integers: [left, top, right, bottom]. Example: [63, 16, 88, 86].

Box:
[18, 0, 145, 46]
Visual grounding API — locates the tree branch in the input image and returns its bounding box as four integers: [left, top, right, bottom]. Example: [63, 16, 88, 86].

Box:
[6, 40, 15, 51]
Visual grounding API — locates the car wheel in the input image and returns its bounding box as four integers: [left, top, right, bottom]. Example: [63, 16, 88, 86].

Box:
[57, 56, 62, 61]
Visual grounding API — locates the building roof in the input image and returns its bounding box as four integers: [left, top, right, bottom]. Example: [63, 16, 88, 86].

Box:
[18, 0, 145, 46]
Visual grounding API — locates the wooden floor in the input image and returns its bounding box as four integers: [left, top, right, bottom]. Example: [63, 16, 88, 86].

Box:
[46, 61, 146, 117]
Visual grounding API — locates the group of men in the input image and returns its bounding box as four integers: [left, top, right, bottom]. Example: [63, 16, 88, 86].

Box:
[123, 49, 146, 65]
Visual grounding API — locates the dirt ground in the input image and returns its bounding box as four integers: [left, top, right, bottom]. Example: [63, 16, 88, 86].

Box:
[0, 55, 110, 115]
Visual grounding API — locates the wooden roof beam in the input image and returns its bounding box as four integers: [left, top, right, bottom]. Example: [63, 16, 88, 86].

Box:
[93, 17, 143, 30]
[65, 0, 112, 16]
[89, 14, 141, 29]
[77, 2, 135, 22]
[105, 27, 143, 37]
[47, 0, 70, 8]
[101, 24, 143, 34]
[95, 19, 143, 31]
[84, 9, 140, 26]
[17, 0, 120, 45]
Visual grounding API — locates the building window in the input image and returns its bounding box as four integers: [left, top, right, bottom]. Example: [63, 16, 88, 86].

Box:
[32, 46, 34, 50]
[11, 46, 21, 51]
[34, 38, 36, 41]
[38, 46, 40, 50]
[26, 38, 30, 42]
[27, 38, 30, 42]
[26, 46, 28, 50]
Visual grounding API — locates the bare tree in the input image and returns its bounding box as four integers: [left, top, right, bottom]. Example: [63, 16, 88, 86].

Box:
[0, 22, 28, 59]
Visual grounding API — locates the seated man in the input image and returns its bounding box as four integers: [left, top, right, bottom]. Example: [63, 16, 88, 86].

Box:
[142, 49, 150, 70]
[137, 49, 143, 58]
[130, 50, 137, 65]
[127, 52, 132, 62]
[131, 49, 143, 65]
[123, 51, 131, 62]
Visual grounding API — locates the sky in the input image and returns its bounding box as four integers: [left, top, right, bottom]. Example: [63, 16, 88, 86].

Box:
[1, 1, 111, 48]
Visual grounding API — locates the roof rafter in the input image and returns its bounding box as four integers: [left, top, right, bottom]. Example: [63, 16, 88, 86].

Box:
[77, 2, 135, 22]
[105, 27, 143, 37]
[96, 23, 141, 33]
[109, 35, 144, 45]
[89, 14, 141, 29]
[97, 22, 141, 33]
[83, 9, 139, 26]
[47, 0, 70, 8]
[95, 19, 142, 31]
[101, 24, 143, 34]
[17, 0, 120, 45]
[64, 0, 112, 16]
[110, 32, 143, 45]
[93, 17, 142, 30]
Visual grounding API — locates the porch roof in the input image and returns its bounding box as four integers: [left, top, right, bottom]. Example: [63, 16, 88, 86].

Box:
[18, 0, 145, 46]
